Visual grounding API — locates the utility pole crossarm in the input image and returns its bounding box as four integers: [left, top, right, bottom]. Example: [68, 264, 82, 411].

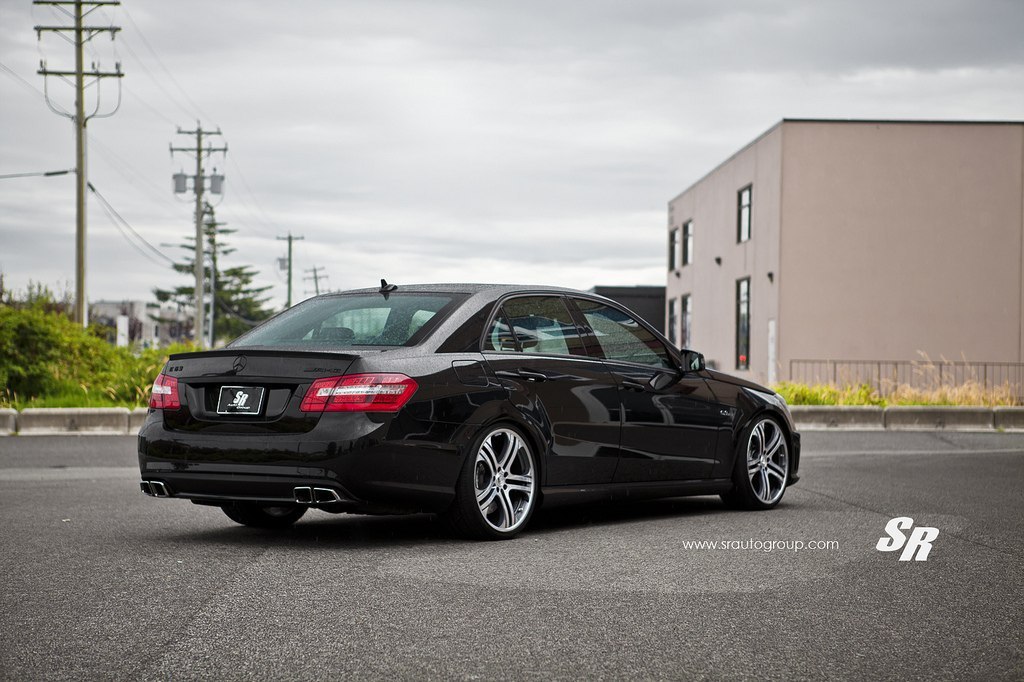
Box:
[34, 0, 120, 5]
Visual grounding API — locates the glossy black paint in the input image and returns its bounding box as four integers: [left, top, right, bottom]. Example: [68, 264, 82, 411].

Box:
[138, 283, 800, 520]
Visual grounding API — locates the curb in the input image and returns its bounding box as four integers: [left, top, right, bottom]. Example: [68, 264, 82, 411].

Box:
[16, 408, 132, 435]
[788, 406, 884, 430]
[0, 409, 16, 436]
[1, 406, 1021, 435]
[883, 406, 993, 430]
[788, 406, 1023, 431]
[994, 407, 1024, 430]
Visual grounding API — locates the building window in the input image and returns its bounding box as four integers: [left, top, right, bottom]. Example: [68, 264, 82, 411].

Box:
[736, 278, 750, 370]
[667, 298, 679, 346]
[682, 220, 693, 266]
[668, 227, 681, 271]
[737, 185, 752, 243]
[681, 294, 692, 349]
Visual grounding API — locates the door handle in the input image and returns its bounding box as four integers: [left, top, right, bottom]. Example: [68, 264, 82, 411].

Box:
[494, 369, 549, 382]
[620, 379, 647, 392]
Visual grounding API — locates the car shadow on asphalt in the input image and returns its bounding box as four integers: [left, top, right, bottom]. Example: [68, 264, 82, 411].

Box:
[162, 495, 747, 549]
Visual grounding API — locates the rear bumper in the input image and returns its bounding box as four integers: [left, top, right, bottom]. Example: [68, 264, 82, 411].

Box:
[137, 410, 466, 513]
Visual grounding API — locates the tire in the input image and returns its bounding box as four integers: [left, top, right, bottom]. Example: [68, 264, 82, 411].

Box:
[221, 501, 307, 528]
[720, 416, 790, 510]
[446, 424, 538, 540]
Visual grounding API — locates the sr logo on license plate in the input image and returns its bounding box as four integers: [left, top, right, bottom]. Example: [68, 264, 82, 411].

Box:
[217, 385, 265, 415]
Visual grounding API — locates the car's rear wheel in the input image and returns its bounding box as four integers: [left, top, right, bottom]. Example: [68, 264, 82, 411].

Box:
[721, 416, 789, 510]
[447, 424, 538, 540]
[221, 502, 307, 528]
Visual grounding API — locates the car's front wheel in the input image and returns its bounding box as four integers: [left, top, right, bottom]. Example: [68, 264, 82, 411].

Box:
[447, 424, 538, 540]
[721, 416, 790, 510]
[221, 502, 307, 528]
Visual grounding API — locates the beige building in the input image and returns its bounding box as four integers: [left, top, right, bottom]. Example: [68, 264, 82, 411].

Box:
[665, 119, 1024, 391]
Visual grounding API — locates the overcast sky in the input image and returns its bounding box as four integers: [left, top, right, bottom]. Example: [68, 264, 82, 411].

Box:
[1, 0, 1022, 311]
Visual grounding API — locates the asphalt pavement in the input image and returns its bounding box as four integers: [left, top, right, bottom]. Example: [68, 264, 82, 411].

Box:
[1, 431, 1022, 680]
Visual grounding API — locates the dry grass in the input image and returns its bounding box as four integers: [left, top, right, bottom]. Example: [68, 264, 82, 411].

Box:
[774, 381, 1019, 407]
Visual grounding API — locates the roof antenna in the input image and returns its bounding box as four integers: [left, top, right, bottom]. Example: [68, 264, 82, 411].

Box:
[379, 278, 398, 299]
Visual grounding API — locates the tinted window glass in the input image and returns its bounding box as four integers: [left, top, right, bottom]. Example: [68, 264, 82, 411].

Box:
[229, 293, 458, 348]
[483, 310, 518, 352]
[574, 299, 673, 369]
[497, 296, 585, 356]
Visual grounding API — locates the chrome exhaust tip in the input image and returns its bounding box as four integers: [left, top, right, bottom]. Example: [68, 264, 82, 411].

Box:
[141, 479, 171, 497]
[293, 486, 314, 504]
[312, 487, 343, 504]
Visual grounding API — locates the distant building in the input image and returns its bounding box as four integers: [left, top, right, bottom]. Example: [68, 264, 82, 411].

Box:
[589, 285, 666, 336]
[91, 300, 192, 348]
[666, 119, 1024, 387]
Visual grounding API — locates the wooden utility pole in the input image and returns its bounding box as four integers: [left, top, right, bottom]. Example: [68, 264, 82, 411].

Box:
[276, 233, 304, 308]
[303, 266, 327, 296]
[35, 0, 123, 326]
[171, 124, 226, 348]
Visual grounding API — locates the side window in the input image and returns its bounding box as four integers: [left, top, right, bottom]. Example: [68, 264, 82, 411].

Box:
[485, 296, 586, 356]
[574, 299, 673, 370]
[483, 310, 518, 352]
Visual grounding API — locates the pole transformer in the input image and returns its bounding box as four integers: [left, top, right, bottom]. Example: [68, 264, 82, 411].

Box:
[276, 233, 305, 308]
[171, 124, 226, 348]
[34, 0, 124, 326]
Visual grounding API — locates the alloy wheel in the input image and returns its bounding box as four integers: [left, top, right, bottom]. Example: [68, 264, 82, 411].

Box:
[745, 418, 789, 505]
[473, 428, 536, 532]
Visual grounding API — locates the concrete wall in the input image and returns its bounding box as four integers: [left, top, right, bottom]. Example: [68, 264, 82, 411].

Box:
[779, 121, 1024, 372]
[667, 125, 783, 385]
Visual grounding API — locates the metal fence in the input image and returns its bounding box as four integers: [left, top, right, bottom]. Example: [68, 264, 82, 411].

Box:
[788, 359, 1024, 400]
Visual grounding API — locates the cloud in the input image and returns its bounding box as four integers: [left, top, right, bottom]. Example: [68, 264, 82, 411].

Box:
[1, 0, 1022, 311]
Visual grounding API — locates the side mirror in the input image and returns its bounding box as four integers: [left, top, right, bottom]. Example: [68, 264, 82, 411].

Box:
[680, 350, 705, 373]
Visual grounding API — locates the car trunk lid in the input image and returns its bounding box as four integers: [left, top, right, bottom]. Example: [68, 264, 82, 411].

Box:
[158, 349, 363, 433]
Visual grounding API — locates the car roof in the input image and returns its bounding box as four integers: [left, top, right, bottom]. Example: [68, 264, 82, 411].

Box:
[316, 283, 590, 297]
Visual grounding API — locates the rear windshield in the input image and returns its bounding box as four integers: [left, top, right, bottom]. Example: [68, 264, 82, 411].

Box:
[228, 293, 463, 348]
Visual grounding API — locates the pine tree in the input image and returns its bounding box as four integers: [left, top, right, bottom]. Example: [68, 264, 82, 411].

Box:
[153, 203, 274, 345]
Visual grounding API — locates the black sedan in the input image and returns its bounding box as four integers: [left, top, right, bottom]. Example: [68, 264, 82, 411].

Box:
[138, 282, 800, 539]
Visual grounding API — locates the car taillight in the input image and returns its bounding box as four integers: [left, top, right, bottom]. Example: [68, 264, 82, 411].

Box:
[300, 373, 418, 413]
[149, 373, 181, 410]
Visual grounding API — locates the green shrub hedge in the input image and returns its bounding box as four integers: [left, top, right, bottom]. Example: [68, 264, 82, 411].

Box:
[0, 305, 190, 409]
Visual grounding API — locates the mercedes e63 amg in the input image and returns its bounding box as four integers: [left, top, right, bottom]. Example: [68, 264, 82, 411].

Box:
[138, 283, 800, 539]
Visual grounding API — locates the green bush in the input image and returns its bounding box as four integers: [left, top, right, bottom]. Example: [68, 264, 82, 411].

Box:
[0, 305, 191, 409]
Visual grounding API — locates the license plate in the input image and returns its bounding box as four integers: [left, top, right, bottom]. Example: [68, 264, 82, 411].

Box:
[217, 385, 265, 415]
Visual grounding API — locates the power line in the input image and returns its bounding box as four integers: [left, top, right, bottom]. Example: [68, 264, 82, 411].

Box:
[87, 181, 176, 266]
[94, 195, 168, 267]
[120, 5, 214, 123]
[116, 34, 196, 122]
[216, 299, 261, 326]
[88, 131, 186, 208]
[0, 60, 71, 114]
[121, 81, 179, 126]
[0, 169, 74, 180]
[223, 154, 279, 236]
